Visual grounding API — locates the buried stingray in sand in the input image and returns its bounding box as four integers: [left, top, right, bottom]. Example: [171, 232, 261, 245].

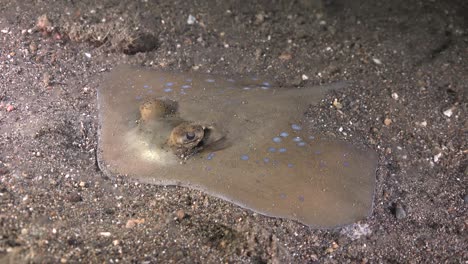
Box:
[97, 65, 377, 228]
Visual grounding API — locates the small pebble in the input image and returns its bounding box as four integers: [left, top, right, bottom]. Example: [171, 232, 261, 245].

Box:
[125, 218, 145, 228]
[333, 98, 343, 109]
[254, 12, 265, 25]
[433, 153, 442, 163]
[332, 241, 339, 249]
[416, 120, 427, 127]
[464, 195, 468, 204]
[6, 105, 14, 112]
[394, 203, 407, 219]
[279, 52, 292, 61]
[443, 108, 454, 117]
[99, 232, 111, 237]
[325, 241, 339, 253]
[187, 15, 196, 25]
[384, 118, 392, 126]
[372, 58, 382, 65]
[301, 74, 309, 81]
[255, 49, 263, 60]
[29, 42, 37, 53]
[42, 72, 51, 87]
[176, 209, 186, 220]
[391, 92, 399, 100]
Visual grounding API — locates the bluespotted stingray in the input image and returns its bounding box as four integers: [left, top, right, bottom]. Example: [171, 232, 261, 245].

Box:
[97, 65, 377, 228]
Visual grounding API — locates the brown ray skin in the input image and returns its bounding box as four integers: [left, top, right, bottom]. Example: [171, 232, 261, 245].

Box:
[97, 65, 377, 228]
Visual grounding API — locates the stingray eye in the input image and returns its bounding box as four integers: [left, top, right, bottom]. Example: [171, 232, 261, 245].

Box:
[186, 131, 196, 140]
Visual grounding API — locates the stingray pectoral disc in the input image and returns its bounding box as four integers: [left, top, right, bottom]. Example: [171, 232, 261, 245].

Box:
[97, 65, 377, 228]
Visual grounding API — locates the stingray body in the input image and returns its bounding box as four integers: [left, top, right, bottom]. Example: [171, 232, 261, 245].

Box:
[97, 65, 377, 228]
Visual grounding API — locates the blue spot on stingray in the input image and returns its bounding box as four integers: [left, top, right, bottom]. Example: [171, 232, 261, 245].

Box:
[206, 79, 215, 83]
[263, 157, 270, 163]
[251, 77, 258, 81]
[165, 82, 174, 86]
[309, 135, 315, 140]
[262, 82, 271, 87]
[207, 152, 215, 160]
[293, 137, 302, 142]
[298, 195, 305, 202]
[143, 85, 150, 89]
[261, 86, 270, 90]
[280, 132, 289, 137]
[185, 78, 192, 82]
[227, 78, 235, 82]
[243, 87, 251, 90]
[288, 163, 294, 168]
[135, 95, 142, 101]
[181, 85, 191, 89]
[164, 88, 173, 92]
[297, 142, 306, 147]
[278, 148, 287, 153]
[205, 166, 212, 171]
[268, 147, 277, 153]
[147, 90, 155, 94]
[291, 124, 302, 131]
[279, 193, 287, 199]
[273, 137, 282, 143]
[240, 155, 249, 161]
[319, 160, 327, 167]
[343, 161, 350, 167]
[314, 150, 322, 155]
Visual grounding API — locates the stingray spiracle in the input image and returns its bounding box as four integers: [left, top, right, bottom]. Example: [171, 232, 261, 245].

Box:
[139, 98, 177, 122]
